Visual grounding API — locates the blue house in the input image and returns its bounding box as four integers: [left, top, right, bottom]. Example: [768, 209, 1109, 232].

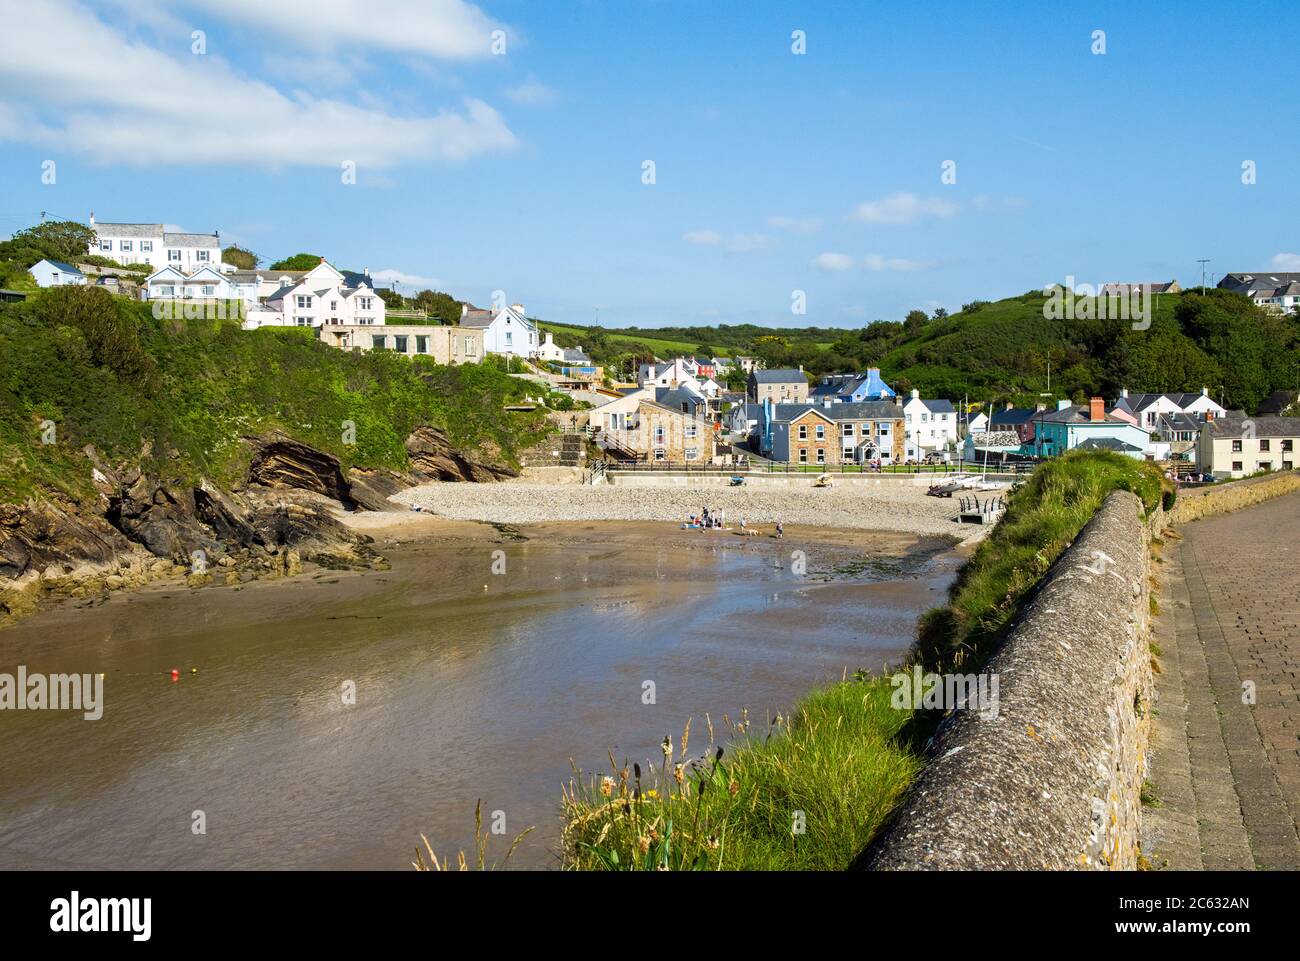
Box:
[810, 367, 896, 403]
[30, 259, 86, 288]
[1023, 399, 1153, 459]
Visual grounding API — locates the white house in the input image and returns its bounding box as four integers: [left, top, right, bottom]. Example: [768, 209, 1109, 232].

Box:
[144, 264, 236, 301]
[902, 389, 959, 460]
[1217, 273, 1300, 314]
[240, 261, 384, 329]
[966, 411, 989, 435]
[536, 331, 592, 365]
[30, 259, 86, 288]
[1111, 388, 1225, 429]
[1199, 415, 1299, 478]
[639, 357, 698, 387]
[460, 301, 536, 358]
[87, 214, 220, 272]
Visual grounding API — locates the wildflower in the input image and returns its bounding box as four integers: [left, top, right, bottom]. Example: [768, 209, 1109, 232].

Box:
[728, 778, 739, 797]
[661, 735, 673, 762]
[706, 835, 720, 850]
[600, 776, 614, 798]
[673, 764, 685, 786]
[638, 836, 651, 855]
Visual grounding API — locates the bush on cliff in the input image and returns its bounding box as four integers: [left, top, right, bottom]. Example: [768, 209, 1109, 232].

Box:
[0, 287, 549, 504]
[915, 449, 1167, 673]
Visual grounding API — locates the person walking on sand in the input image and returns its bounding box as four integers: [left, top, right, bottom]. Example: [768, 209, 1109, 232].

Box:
[775, 520, 784, 539]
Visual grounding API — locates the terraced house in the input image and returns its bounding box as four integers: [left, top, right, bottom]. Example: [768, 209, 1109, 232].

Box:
[760, 399, 905, 466]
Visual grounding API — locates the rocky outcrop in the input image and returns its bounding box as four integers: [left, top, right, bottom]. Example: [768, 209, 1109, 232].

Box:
[247, 435, 358, 508]
[406, 425, 516, 482]
[0, 498, 139, 581]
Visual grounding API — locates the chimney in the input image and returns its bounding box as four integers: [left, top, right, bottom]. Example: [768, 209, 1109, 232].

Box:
[461, 303, 468, 317]
[823, 398, 832, 409]
[1057, 399, 1071, 411]
[1201, 385, 1209, 396]
[798, 364, 803, 372]
[1005, 401, 1013, 411]
[911, 388, 920, 401]
[1089, 397, 1105, 422]
[1120, 387, 1128, 399]
[511, 303, 525, 316]
[89, 211, 95, 226]
[1035, 402, 1046, 412]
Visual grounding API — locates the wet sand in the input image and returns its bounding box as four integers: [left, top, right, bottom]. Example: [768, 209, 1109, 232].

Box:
[0, 516, 960, 870]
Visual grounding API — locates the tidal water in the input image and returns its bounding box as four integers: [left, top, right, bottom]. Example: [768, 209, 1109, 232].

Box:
[0, 532, 956, 869]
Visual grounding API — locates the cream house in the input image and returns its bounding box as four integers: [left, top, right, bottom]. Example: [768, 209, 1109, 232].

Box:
[240, 261, 384, 329]
[1199, 415, 1299, 478]
[317, 324, 483, 365]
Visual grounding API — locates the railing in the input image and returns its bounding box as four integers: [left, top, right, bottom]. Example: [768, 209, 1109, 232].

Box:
[602, 459, 1032, 476]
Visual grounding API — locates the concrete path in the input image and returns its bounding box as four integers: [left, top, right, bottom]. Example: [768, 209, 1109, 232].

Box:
[1144, 492, 1300, 870]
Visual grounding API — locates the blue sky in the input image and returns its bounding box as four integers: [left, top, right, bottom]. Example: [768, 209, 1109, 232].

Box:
[2, 0, 1297, 328]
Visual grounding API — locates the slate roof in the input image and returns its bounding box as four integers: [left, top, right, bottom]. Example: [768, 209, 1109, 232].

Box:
[751, 368, 806, 384]
[1077, 437, 1144, 453]
[1206, 414, 1300, 439]
[1037, 404, 1129, 425]
[923, 399, 956, 413]
[770, 400, 901, 423]
[162, 231, 219, 247]
[1257, 389, 1299, 416]
[655, 387, 708, 412]
[93, 222, 164, 238]
[39, 259, 83, 275]
[990, 407, 1039, 427]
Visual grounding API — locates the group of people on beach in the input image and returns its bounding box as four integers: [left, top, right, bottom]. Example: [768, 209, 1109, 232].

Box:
[686, 507, 782, 538]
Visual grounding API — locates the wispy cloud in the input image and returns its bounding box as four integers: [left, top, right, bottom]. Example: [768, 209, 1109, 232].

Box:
[850, 192, 957, 225]
[684, 230, 774, 253]
[863, 254, 933, 272]
[812, 252, 855, 272]
[0, 0, 517, 167]
[767, 215, 822, 234]
[170, 0, 505, 60]
[504, 76, 559, 106]
[1270, 252, 1300, 270]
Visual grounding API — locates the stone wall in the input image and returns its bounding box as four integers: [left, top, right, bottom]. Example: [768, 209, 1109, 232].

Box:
[863, 490, 1161, 870]
[1170, 469, 1300, 524]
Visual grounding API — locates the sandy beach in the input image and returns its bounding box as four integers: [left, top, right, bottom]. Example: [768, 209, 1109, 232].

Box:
[389, 479, 986, 542]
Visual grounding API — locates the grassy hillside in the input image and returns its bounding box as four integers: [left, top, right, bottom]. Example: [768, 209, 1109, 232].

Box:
[0, 287, 550, 505]
[539, 289, 1300, 412]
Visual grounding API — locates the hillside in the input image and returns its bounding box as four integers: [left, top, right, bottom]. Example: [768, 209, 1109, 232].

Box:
[0, 287, 550, 506]
[539, 289, 1300, 412]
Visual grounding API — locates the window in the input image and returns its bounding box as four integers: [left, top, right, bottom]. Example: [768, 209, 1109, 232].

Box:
[294, 317, 310, 327]
[141, 241, 153, 253]
[416, 336, 428, 354]
[685, 447, 698, 460]
[1232, 461, 1243, 472]
[654, 448, 666, 461]
[506, 331, 513, 346]
[1260, 439, 1271, 451]
[371, 335, 387, 350]
[842, 423, 854, 437]
[1260, 461, 1273, 471]
[121, 240, 133, 252]
[1283, 439, 1294, 452]
[393, 335, 408, 352]
[296, 295, 312, 309]
[654, 425, 666, 445]
[816, 448, 825, 464]
[465, 337, 476, 355]
[196, 250, 210, 262]
[331, 301, 338, 311]
[685, 425, 697, 439]
[921, 412, 928, 423]
[167, 249, 181, 262]
[359, 297, 372, 310]
[798, 448, 808, 464]
[200, 285, 213, 296]
[815, 424, 825, 440]
[843, 446, 854, 460]
[879, 424, 890, 436]
[100, 240, 112, 252]
[1232, 439, 1243, 452]
[798, 424, 808, 440]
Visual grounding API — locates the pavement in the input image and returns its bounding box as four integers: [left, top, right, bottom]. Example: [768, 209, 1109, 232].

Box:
[1143, 492, 1300, 870]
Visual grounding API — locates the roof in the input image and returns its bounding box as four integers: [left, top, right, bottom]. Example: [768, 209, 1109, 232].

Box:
[1037, 404, 1129, 425]
[92, 222, 163, 238]
[1157, 412, 1201, 433]
[1206, 414, 1300, 439]
[990, 407, 1038, 426]
[1077, 437, 1144, 453]
[1100, 282, 1178, 295]
[966, 431, 1021, 449]
[1115, 391, 1214, 413]
[655, 387, 707, 410]
[1257, 389, 1299, 416]
[36, 259, 83, 275]
[921, 398, 955, 413]
[459, 309, 494, 328]
[770, 400, 901, 423]
[752, 368, 806, 384]
[162, 231, 219, 248]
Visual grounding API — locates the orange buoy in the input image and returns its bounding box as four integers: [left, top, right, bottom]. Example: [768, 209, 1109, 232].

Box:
[171, 669, 180, 681]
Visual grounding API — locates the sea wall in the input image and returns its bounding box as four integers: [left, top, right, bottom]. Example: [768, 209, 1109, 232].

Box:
[864, 490, 1160, 870]
[1170, 469, 1300, 524]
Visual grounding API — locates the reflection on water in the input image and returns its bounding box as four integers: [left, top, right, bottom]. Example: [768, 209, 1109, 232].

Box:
[0, 533, 956, 870]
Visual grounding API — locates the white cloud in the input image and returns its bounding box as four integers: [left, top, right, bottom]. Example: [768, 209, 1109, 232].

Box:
[863, 254, 933, 272]
[850, 192, 957, 225]
[0, 0, 516, 167]
[767, 215, 822, 234]
[169, 0, 504, 60]
[504, 77, 559, 106]
[683, 230, 773, 252]
[370, 269, 443, 289]
[684, 230, 722, 246]
[1270, 253, 1300, 270]
[812, 252, 855, 272]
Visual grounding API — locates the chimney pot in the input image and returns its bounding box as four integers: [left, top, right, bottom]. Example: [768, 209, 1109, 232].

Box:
[1089, 397, 1105, 422]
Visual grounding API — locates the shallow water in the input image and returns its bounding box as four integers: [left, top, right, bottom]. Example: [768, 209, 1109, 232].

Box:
[0, 531, 957, 870]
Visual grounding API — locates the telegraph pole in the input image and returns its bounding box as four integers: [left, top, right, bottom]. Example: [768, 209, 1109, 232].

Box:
[1197, 259, 1211, 294]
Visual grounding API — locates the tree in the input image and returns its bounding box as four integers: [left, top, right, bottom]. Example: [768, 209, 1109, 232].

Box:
[221, 245, 259, 269]
[7, 220, 97, 264]
[932, 307, 948, 320]
[412, 289, 462, 326]
[904, 310, 928, 334]
[377, 288, 404, 309]
[269, 253, 325, 271]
